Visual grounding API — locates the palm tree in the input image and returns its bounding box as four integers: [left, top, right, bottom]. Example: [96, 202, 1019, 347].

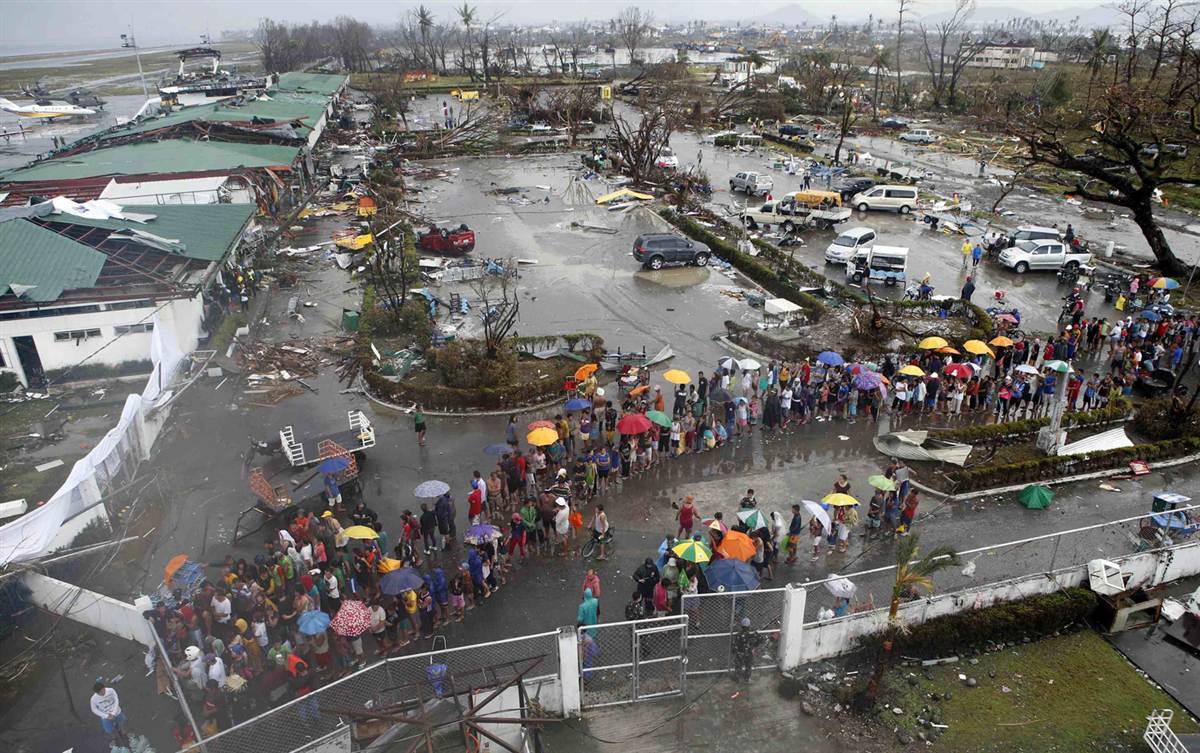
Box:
[861, 534, 959, 706]
[1084, 29, 1112, 108]
[869, 48, 890, 121]
[416, 5, 435, 72]
[456, 2, 476, 79]
[731, 50, 768, 88]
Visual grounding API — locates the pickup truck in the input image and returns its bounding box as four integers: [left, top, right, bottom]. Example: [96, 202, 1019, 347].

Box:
[997, 238, 1092, 274]
[740, 192, 852, 231]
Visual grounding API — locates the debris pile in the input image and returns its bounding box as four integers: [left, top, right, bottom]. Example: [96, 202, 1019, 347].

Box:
[238, 338, 353, 404]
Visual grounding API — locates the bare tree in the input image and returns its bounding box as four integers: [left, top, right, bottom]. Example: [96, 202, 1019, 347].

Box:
[365, 208, 419, 325]
[870, 47, 890, 120]
[362, 72, 410, 130]
[832, 91, 860, 166]
[918, 0, 990, 108]
[546, 85, 601, 146]
[616, 7, 653, 66]
[468, 259, 520, 359]
[332, 16, 376, 72]
[609, 103, 675, 184]
[894, 0, 913, 108]
[989, 164, 1032, 214]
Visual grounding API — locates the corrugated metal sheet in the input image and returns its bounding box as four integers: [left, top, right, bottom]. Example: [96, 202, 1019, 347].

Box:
[0, 140, 300, 183]
[40, 203, 255, 262]
[1058, 427, 1133, 456]
[95, 91, 329, 142]
[274, 72, 348, 96]
[0, 219, 105, 302]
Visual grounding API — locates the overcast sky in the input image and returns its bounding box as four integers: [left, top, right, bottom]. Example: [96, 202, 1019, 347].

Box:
[1, 0, 1114, 53]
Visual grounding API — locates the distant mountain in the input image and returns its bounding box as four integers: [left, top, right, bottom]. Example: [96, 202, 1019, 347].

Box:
[755, 3, 818, 27]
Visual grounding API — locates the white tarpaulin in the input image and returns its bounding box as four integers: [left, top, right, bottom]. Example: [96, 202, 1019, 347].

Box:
[0, 315, 183, 565]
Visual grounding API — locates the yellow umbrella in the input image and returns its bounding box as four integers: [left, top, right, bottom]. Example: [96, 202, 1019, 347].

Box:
[527, 427, 559, 446]
[671, 539, 712, 563]
[822, 493, 859, 507]
[897, 365, 925, 377]
[936, 346, 960, 355]
[575, 363, 599, 380]
[663, 369, 691, 385]
[963, 339, 994, 357]
[377, 557, 405, 573]
[343, 525, 379, 540]
[989, 335, 1014, 347]
[918, 336, 948, 350]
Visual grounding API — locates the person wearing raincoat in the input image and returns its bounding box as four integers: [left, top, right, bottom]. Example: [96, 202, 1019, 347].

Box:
[577, 588, 599, 637]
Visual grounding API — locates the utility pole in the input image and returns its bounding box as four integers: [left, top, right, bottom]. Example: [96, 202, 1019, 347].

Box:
[1036, 361, 1072, 456]
[121, 28, 150, 101]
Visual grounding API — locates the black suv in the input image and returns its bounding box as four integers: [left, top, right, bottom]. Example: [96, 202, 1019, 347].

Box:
[832, 177, 877, 201]
[778, 123, 809, 137]
[633, 233, 711, 270]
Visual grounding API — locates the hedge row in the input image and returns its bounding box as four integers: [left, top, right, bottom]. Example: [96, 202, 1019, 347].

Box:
[949, 435, 1200, 492]
[868, 588, 1097, 657]
[364, 359, 576, 412]
[932, 398, 1132, 446]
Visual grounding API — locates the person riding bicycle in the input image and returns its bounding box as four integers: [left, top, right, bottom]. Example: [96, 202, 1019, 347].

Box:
[589, 504, 611, 561]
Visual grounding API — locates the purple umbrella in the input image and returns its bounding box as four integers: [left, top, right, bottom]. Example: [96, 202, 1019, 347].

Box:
[464, 524, 501, 543]
[817, 351, 845, 366]
[380, 568, 424, 595]
[853, 371, 884, 390]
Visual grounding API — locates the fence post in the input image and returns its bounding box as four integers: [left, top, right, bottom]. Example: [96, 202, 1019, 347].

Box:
[777, 583, 807, 672]
[556, 626, 582, 718]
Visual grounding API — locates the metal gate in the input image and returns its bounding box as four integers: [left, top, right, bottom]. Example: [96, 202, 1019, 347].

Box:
[579, 615, 687, 709]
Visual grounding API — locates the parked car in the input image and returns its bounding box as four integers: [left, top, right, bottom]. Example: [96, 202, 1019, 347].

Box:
[778, 123, 810, 137]
[899, 128, 937, 144]
[633, 233, 711, 270]
[824, 226, 877, 264]
[880, 117, 909, 129]
[1007, 225, 1062, 246]
[417, 223, 476, 253]
[729, 171, 774, 197]
[655, 147, 679, 169]
[1140, 142, 1188, 159]
[851, 185, 919, 214]
[997, 238, 1092, 274]
[831, 177, 876, 201]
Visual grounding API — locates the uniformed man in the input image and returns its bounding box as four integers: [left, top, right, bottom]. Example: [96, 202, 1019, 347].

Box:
[731, 617, 764, 682]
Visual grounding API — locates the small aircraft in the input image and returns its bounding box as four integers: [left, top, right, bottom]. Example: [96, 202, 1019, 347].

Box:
[0, 97, 96, 119]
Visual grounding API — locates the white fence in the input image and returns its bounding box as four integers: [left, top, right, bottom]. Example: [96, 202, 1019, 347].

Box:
[0, 315, 183, 565]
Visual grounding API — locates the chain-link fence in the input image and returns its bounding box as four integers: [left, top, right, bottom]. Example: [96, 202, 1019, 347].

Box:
[197, 631, 558, 753]
[681, 588, 785, 676]
[579, 615, 686, 709]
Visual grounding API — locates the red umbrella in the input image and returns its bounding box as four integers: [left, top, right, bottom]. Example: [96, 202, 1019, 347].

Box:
[330, 599, 373, 637]
[527, 419, 555, 430]
[616, 413, 653, 435]
[943, 363, 972, 379]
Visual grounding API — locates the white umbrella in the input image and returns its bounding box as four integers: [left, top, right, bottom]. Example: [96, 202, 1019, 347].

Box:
[824, 575, 857, 599]
[717, 357, 738, 371]
[801, 500, 830, 534]
[1015, 364, 1039, 375]
[738, 358, 762, 371]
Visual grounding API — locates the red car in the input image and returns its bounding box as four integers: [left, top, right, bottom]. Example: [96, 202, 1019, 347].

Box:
[417, 224, 475, 254]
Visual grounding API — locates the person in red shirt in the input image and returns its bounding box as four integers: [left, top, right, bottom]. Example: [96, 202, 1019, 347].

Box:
[468, 487, 483, 525]
[899, 490, 920, 535]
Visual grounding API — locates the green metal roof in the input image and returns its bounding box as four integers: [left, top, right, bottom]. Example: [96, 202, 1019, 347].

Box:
[274, 72, 347, 96]
[0, 140, 300, 183]
[40, 203, 255, 262]
[97, 91, 330, 142]
[0, 219, 105, 302]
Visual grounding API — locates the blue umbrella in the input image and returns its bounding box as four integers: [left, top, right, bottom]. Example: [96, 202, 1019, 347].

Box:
[464, 524, 501, 543]
[1139, 309, 1161, 321]
[564, 397, 591, 412]
[704, 558, 759, 592]
[817, 351, 844, 366]
[297, 610, 331, 635]
[414, 480, 450, 498]
[318, 457, 350, 475]
[484, 443, 511, 455]
[380, 568, 425, 596]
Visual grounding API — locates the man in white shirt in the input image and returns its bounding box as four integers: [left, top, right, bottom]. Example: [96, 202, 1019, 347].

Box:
[211, 589, 232, 628]
[554, 498, 571, 557]
[90, 680, 126, 737]
[205, 653, 227, 686]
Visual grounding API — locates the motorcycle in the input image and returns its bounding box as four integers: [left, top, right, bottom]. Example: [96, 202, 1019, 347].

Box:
[1056, 266, 1080, 286]
[904, 282, 934, 301]
[243, 435, 283, 469]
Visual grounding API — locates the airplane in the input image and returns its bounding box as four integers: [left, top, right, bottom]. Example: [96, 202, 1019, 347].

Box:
[0, 97, 96, 119]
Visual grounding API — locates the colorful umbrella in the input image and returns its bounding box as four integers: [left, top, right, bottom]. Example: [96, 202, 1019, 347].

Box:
[1150, 277, 1180, 290]
[527, 427, 559, 446]
[528, 419, 555, 430]
[738, 358, 762, 371]
[897, 365, 925, 377]
[330, 600, 373, 637]
[380, 567, 424, 595]
[1018, 484, 1054, 510]
[817, 351, 844, 366]
[853, 371, 884, 390]
[716, 530, 757, 562]
[963, 339, 994, 356]
[575, 363, 599, 380]
[297, 610, 330, 636]
[801, 500, 830, 534]
[737, 509, 770, 530]
[645, 410, 672, 429]
[824, 575, 857, 599]
[343, 525, 379, 540]
[484, 443, 512, 455]
[705, 558, 760, 592]
[703, 517, 728, 533]
[414, 480, 450, 498]
[919, 336, 948, 350]
[868, 475, 896, 491]
[822, 493, 858, 507]
[617, 413, 653, 434]
[672, 539, 712, 563]
[989, 335, 1014, 347]
[318, 457, 350, 475]
[663, 369, 691, 384]
[564, 397, 591, 412]
[464, 524, 501, 543]
[943, 363, 973, 379]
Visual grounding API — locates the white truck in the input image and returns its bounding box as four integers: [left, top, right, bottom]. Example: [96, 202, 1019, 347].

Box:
[739, 191, 852, 231]
[997, 238, 1092, 274]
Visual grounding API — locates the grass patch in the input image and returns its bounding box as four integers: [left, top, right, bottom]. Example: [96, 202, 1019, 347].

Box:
[882, 630, 1197, 752]
[208, 311, 246, 353]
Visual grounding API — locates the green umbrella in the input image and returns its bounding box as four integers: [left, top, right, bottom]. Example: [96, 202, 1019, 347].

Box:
[1043, 360, 1072, 374]
[1018, 484, 1054, 510]
[868, 475, 896, 491]
[736, 509, 770, 530]
[645, 410, 672, 429]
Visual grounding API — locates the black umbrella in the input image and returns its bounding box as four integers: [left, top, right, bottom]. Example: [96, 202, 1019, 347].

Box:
[709, 388, 734, 404]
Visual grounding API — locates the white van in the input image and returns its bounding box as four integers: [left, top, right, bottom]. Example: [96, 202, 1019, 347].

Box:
[824, 226, 877, 264]
[899, 128, 937, 144]
[851, 185, 919, 214]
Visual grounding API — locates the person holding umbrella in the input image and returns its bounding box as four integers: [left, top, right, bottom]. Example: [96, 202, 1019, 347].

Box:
[730, 617, 764, 682]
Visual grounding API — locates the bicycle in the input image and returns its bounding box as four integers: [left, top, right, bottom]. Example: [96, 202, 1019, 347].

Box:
[580, 528, 615, 559]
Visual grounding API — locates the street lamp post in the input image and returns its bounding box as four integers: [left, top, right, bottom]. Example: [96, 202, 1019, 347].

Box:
[120, 30, 150, 101]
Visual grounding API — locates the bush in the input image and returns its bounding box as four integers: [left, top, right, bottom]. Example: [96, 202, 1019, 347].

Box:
[1133, 397, 1200, 441]
[863, 588, 1097, 657]
[934, 398, 1132, 445]
[364, 357, 576, 412]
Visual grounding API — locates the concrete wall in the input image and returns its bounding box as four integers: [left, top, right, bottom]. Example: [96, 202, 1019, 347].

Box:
[795, 542, 1200, 665]
[22, 571, 155, 647]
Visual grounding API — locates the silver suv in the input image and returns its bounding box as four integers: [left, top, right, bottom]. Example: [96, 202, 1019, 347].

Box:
[729, 171, 774, 197]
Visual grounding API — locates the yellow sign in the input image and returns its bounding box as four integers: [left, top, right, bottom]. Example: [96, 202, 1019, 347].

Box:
[452, 89, 480, 100]
[599, 85, 612, 100]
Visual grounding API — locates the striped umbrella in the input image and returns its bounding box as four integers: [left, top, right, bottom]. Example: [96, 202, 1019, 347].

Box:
[736, 509, 770, 530]
[671, 539, 712, 563]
